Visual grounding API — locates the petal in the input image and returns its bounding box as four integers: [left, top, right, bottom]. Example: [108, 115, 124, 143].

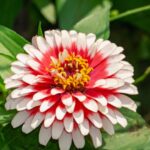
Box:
[79, 119, 89, 136]
[39, 125, 51, 146]
[102, 117, 114, 135]
[31, 112, 44, 129]
[61, 93, 73, 106]
[83, 99, 98, 112]
[40, 100, 55, 112]
[90, 126, 102, 148]
[56, 106, 66, 120]
[11, 111, 29, 128]
[72, 92, 86, 102]
[52, 121, 64, 139]
[73, 110, 84, 124]
[115, 110, 127, 127]
[22, 116, 34, 134]
[88, 113, 102, 128]
[72, 128, 85, 149]
[108, 95, 122, 108]
[64, 117, 74, 133]
[59, 131, 72, 150]
[44, 112, 55, 127]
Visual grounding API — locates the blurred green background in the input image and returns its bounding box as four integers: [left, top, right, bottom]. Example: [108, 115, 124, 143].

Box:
[0, 0, 150, 149]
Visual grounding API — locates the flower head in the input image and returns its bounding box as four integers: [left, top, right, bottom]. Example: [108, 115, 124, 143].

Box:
[5, 30, 138, 150]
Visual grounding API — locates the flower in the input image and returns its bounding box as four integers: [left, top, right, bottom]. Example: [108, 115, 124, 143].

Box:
[5, 30, 138, 150]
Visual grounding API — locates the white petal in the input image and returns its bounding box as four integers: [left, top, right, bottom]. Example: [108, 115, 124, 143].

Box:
[73, 110, 84, 124]
[36, 36, 49, 53]
[86, 33, 96, 49]
[27, 100, 41, 110]
[64, 117, 73, 133]
[90, 126, 102, 148]
[108, 95, 122, 108]
[52, 121, 63, 139]
[45, 30, 55, 48]
[23, 44, 43, 60]
[11, 111, 29, 128]
[61, 30, 71, 48]
[83, 99, 98, 112]
[107, 54, 125, 63]
[66, 101, 75, 113]
[22, 74, 38, 85]
[72, 128, 85, 149]
[12, 61, 26, 67]
[51, 88, 64, 95]
[31, 113, 44, 129]
[11, 88, 22, 98]
[77, 33, 86, 50]
[59, 131, 72, 150]
[40, 100, 54, 112]
[115, 69, 133, 79]
[20, 86, 35, 96]
[53, 30, 61, 48]
[69, 30, 77, 43]
[33, 90, 50, 101]
[79, 119, 89, 135]
[16, 98, 29, 111]
[11, 66, 27, 74]
[44, 112, 55, 127]
[111, 46, 124, 55]
[56, 106, 66, 120]
[39, 126, 51, 146]
[72, 92, 86, 102]
[118, 94, 137, 112]
[117, 84, 138, 95]
[22, 116, 34, 134]
[27, 59, 40, 71]
[17, 53, 31, 64]
[5, 98, 21, 110]
[105, 109, 117, 124]
[61, 93, 73, 106]
[115, 110, 127, 127]
[5, 80, 22, 89]
[106, 63, 124, 76]
[98, 104, 108, 114]
[102, 117, 114, 135]
[88, 113, 102, 128]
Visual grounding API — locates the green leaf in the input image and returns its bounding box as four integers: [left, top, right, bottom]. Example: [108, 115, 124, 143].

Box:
[33, 0, 56, 24]
[0, 0, 23, 28]
[102, 127, 150, 150]
[38, 21, 44, 36]
[57, 0, 111, 39]
[0, 25, 29, 79]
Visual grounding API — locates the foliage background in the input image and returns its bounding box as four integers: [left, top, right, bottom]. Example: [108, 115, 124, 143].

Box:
[0, 0, 150, 149]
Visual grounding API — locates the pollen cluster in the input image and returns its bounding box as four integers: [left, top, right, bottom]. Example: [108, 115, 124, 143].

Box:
[50, 53, 93, 90]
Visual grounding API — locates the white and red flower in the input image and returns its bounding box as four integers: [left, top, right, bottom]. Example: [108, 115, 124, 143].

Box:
[5, 30, 138, 150]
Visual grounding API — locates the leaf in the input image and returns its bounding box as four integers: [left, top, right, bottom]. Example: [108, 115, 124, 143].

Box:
[38, 21, 44, 36]
[33, 0, 56, 24]
[0, 25, 29, 57]
[0, 0, 23, 28]
[57, 0, 111, 39]
[102, 127, 150, 150]
[0, 25, 29, 79]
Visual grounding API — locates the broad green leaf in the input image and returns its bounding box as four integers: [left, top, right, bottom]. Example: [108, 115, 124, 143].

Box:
[33, 0, 56, 24]
[0, 0, 23, 28]
[0, 25, 28, 57]
[57, 0, 110, 39]
[102, 127, 150, 150]
[0, 25, 29, 79]
[74, 1, 110, 39]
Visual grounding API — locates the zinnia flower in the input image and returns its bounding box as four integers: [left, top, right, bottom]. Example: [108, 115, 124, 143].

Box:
[5, 30, 138, 150]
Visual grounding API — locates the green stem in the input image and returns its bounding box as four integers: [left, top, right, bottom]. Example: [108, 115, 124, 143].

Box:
[110, 5, 150, 22]
[135, 67, 150, 84]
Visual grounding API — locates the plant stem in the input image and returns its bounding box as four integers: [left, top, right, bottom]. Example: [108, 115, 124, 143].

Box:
[135, 67, 150, 84]
[110, 5, 150, 22]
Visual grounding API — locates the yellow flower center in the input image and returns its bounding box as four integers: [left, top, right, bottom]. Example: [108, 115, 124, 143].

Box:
[49, 53, 93, 91]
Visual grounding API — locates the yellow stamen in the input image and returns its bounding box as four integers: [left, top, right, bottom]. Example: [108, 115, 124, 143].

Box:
[49, 54, 93, 90]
